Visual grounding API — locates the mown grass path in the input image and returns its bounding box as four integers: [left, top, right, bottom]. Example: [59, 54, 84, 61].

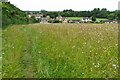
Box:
[21, 28, 34, 77]
[2, 23, 119, 78]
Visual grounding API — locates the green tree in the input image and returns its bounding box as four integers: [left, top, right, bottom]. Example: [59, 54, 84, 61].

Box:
[41, 10, 47, 17]
[92, 16, 96, 21]
[107, 13, 115, 20]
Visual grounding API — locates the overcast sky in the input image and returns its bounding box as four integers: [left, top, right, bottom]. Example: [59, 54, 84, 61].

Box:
[8, 0, 120, 11]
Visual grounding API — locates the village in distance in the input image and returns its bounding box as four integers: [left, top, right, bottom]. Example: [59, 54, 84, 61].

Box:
[26, 9, 118, 24]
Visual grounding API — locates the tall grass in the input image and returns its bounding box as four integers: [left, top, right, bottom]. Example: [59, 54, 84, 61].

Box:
[2, 23, 119, 78]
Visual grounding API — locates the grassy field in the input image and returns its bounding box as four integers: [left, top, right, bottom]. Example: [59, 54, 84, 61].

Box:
[2, 23, 119, 78]
[67, 17, 82, 20]
[67, 17, 108, 21]
[97, 18, 108, 21]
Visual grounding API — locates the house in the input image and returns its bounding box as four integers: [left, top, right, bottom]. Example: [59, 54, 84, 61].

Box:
[56, 16, 67, 22]
[27, 12, 49, 23]
[68, 20, 80, 23]
[56, 16, 63, 21]
[27, 12, 44, 21]
[81, 17, 92, 22]
[32, 14, 44, 22]
[40, 18, 48, 23]
[63, 18, 68, 23]
[102, 20, 118, 24]
[112, 20, 118, 24]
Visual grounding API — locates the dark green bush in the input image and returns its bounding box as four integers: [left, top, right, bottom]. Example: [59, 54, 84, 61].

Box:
[48, 20, 52, 23]
[53, 20, 62, 23]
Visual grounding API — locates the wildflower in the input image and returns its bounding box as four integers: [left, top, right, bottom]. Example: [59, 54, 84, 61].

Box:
[40, 32, 42, 34]
[90, 50, 92, 53]
[38, 51, 41, 53]
[103, 47, 106, 50]
[90, 68, 92, 71]
[113, 64, 117, 69]
[112, 64, 116, 67]
[97, 63, 100, 67]
[101, 38, 104, 41]
[72, 45, 76, 49]
[97, 40, 100, 43]
[94, 63, 100, 68]
[83, 37, 86, 40]
[91, 38, 93, 41]
[115, 44, 118, 46]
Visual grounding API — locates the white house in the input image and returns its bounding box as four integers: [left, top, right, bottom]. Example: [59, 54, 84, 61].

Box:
[81, 17, 92, 22]
[56, 16, 63, 21]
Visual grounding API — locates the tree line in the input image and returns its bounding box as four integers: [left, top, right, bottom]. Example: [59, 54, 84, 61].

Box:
[26, 8, 119, 20]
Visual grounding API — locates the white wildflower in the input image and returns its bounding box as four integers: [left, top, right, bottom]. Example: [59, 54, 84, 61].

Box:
[72, 45, 76, 49]
[115, 44, 118, 46]
[103, 47, 106, 50]
[90, 50, 92, 53]
[113, 64, 117, 69]
[101, 38, 104, 41]
[94, 63, 100, 68]
[112, 64, 116, 67]
[97, 40, 100, 43]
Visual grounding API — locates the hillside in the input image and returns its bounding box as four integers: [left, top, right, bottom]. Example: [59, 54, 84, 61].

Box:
[2, 2, 37, 28]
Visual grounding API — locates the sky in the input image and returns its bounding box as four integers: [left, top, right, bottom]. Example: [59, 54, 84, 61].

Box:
[8, 0, 120, 11]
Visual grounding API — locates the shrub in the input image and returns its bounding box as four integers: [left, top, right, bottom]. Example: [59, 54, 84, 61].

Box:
[53, 20, 62, 23]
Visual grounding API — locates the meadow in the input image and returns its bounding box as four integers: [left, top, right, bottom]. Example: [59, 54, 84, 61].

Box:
[2, 23, 119, 78]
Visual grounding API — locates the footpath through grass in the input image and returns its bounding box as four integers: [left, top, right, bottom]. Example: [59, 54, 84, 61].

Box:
[2, 23, 119, 78]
